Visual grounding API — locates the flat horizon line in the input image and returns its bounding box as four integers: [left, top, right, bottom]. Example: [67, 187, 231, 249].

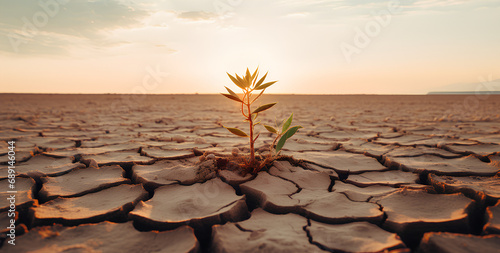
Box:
[1, 92, 499, 96]
[0, 91, 500, 96]
[0, 92, 415, 95]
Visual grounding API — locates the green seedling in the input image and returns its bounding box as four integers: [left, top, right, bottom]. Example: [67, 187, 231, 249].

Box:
[221, 67, 302, 173]
[264, 113, 303, 156]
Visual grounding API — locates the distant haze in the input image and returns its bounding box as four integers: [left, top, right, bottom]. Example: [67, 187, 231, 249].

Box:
[1, 0, 499, 94]
[427, 79, 500, 94]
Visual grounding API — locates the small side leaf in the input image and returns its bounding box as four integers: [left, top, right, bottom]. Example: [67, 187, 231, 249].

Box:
[225, 87, 241, 101]
[224, 127, 248, 137]
[251, 113, 258, 121]
[276, 126, 303, 152]
[255, 81, 277, 90]
[221, 93, 242, 103]
[282, 113, 293, 133]
[264, 125, 278, 134]
[252, 103, 277, 114]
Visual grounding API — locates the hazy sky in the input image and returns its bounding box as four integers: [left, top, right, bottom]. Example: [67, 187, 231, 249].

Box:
[1, 0, 499, 94]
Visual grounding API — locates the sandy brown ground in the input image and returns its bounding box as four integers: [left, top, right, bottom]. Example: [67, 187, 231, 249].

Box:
[0, 94, 499, 252]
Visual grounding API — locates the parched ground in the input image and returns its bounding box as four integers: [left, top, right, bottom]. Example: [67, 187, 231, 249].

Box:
[0, 94, 499, 253]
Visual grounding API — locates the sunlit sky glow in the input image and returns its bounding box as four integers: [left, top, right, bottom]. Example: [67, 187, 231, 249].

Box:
[1, 0, 499, 94]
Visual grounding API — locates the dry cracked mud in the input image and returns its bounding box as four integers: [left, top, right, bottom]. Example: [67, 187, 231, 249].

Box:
[1, 94, 500, 252]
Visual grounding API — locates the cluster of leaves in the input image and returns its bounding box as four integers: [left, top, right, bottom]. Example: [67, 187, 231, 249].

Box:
[221, 68, 301, 173]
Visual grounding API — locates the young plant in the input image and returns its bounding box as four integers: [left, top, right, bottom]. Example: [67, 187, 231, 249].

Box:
[221, 68, 302, 173]
[221, 68, 277, 166]
[264, 113, 302, 156]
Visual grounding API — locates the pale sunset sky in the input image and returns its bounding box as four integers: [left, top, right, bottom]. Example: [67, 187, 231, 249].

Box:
[1, 0, 499, 94]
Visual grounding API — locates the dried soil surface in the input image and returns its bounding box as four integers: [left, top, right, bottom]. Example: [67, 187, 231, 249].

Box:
[1, 94, 500, 252]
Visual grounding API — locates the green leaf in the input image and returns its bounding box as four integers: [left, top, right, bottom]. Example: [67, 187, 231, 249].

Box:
[255, 72, 268, 88]
[251, 113, 258, 121]
[282, 113, 293, 133]
[252, 102, 277, 114]
[236, 73, 249, 88]
[251, 67, 259, 86]
[276, 126, 302, 152]
[227, 73, 245, 89]
[264, 125, 278, 134]
[245, 68, 251, 83]
[225, 86, 241, 99]
[255, 81, 277, 90]
[224, 127, 248, 137]
[221, 93, 242, 103]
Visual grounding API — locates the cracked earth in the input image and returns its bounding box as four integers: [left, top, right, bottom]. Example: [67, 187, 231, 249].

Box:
[1, 94, 500, 252]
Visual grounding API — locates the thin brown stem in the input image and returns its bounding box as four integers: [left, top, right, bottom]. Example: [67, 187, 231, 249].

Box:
[269, 133, 281, 156]
[247, 91, 255, 164]
[241, 92, 248, 118]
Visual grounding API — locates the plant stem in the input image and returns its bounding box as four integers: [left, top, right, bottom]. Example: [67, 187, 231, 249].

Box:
[246, 90, 255, 164]
[241, 92, 247, 118]
[269, 134, 280, 156]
